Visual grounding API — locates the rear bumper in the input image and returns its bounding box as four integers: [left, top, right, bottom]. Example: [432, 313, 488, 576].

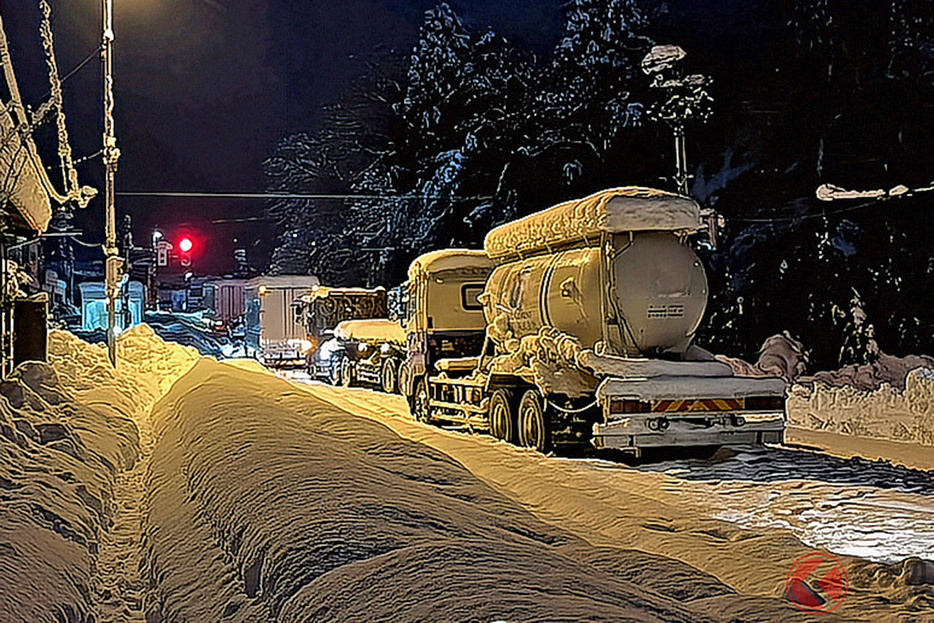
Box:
[592, 411, 785, 450]
[592, 374, 787, 451]
[261, 350, 305, 368]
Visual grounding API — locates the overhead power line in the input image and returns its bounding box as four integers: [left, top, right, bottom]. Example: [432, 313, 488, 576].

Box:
[117, 191, 492, 201]
[728, 198, 887, 223]
[54, 45, 102, 90]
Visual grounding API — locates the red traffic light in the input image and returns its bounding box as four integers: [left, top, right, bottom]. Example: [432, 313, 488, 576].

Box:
[179, 237, 193, 253]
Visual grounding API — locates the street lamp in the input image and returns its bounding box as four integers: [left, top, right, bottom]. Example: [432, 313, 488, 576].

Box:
[102, 0, 122, 365]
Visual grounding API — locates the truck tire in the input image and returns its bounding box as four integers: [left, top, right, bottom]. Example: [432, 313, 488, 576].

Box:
[488, 389, 515, 443]
[380, 358, 399, 394]
[339, 357, 354, 387]
[518, 389, 550, 453]
[412, 377, 431, 422]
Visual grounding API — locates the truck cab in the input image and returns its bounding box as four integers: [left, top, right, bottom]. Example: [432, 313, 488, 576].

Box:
[398, 250, 493, 413]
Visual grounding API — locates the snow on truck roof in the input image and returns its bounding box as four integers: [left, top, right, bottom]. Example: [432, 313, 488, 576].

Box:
[333, 319, 406, 344]
[247, 275, 319, 290]
[484, 187, 703, 261]
[407, 249, 493, 281]
[299, 285, 385, 303]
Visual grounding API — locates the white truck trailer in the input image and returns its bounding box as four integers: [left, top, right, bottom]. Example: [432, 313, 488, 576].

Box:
[244, 274, 319, 367]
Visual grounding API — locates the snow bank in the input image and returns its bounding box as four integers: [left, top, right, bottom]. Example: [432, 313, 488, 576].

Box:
[789, 366, 934, 447]
[0, 326, 199, 623]
[0, 362, 134, 623]
[141, 358, 808, 622]
[714, 332, 807, 381]
[714, 334, 934, 451]
[801, 352, 934, 392]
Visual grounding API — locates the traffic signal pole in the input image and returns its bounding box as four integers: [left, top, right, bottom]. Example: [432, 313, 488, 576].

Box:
[102, 0, 122, 365]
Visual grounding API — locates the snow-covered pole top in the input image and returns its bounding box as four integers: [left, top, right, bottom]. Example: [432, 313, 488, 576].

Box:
[641, 44, 686, 75]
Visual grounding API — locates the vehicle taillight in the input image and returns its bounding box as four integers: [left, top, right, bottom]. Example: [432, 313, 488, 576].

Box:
[610, 399, 652, 414]
[745, 396, 784, 411]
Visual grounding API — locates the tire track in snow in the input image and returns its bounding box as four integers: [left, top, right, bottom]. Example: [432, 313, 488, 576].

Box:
[289, 378, 934, 620]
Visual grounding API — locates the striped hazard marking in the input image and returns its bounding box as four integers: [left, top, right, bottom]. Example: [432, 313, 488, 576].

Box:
[653, 398, 743, 412]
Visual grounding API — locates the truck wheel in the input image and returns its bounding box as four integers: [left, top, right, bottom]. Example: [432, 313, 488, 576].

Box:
[339, 357, 354, 387]
[518, 389, 550, 453]
[412, 377, 431, 422]
[380, 358, 398, 394]
[488, 389, 515, 443]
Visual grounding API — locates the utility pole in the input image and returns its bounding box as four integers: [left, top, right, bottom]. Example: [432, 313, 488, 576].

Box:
[672, 126, 688, 195]
[102, 0, 122, 365]
[641, 45, 712, 196]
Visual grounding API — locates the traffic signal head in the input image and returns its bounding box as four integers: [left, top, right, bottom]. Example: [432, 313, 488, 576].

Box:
[179, 237, 193, 253]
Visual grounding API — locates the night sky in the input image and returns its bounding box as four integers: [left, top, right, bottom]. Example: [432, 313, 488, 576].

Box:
[3, 0, 564, 274]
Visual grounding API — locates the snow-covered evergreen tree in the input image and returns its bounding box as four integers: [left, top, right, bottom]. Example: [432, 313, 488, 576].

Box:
[529, 0, 653, 192]
[551, 0, 650, 123]
[265, 54, 405, 284]
[359, 4, 538, 266]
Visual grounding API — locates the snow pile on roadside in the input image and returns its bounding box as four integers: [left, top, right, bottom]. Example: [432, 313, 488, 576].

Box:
[0, 326, 199, 623]
[0, 357, 138, 623]
[142, 357, 810, 622]
[801, 352, 934, 392]
[714, 332, 808, 380]
[53, 324, 201, 399]
[713, 333, 934, 448]
[788, 365, 934, 446]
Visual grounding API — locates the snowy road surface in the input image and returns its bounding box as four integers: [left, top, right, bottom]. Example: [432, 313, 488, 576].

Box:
[636, 446, 934, 565]
[289, 373, 934, 620]
[5, 330, 932, 623]
[291, 374, 934, 566]
[150, 358, 825, 622]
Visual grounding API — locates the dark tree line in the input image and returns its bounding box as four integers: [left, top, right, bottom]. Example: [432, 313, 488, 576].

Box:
[265, 0, 654, 286]
[681, 0, 934, 367]
[266, 0, 934, 370]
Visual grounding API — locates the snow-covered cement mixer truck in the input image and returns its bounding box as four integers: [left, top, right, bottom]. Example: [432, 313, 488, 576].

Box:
[399, 187, 786, 455]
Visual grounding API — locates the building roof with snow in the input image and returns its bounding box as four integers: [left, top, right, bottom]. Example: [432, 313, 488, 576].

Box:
[299, 285, 386, 304]
[1, 94, 52, 235]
